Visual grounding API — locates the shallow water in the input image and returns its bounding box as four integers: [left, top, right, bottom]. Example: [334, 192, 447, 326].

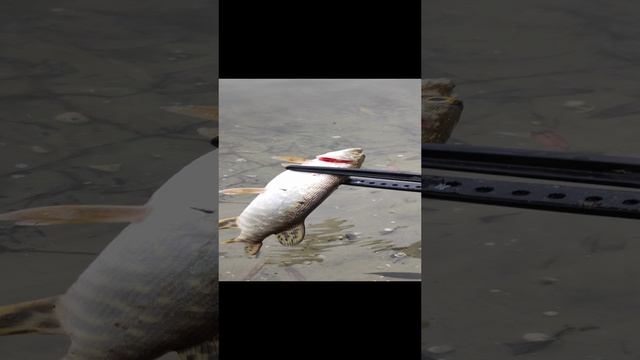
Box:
[219, 79, 421, 281]
[0, 0, 216, 358]
[422, 0, 640, 358]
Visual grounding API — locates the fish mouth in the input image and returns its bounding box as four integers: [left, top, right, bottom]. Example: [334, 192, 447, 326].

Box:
[342, 148, 363, 155]
[316, 148, 365, 166]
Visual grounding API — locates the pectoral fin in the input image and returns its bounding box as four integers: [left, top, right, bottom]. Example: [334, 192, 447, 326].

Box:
[218, 217, 238, 229]
[276, 222, 306, 246]
[0, 296, 62, 335]
[0, 205, 150, 225]
[272, 155, 309, 164]
[219, 188, 265, 196]
[177, 340, 218, 360]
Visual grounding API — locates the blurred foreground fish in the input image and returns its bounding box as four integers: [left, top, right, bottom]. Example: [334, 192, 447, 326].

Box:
[0, 150, 218, 360]
[219, 148, 365, 256]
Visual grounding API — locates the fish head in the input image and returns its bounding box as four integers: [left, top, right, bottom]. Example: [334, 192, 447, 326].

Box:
[315, 148, 365, 168]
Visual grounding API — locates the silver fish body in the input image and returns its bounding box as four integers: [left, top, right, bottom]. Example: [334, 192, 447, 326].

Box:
[58, 150, 218, 359]
[227, 148, 364, 253]
[237, 169, 342, 241]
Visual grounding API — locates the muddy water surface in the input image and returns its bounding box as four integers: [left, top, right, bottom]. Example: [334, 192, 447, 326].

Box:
[0, 1, 216, 358]
[219, 79, 421, 281]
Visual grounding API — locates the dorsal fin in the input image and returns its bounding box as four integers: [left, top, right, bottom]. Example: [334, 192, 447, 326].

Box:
[276, 222, 306, 246]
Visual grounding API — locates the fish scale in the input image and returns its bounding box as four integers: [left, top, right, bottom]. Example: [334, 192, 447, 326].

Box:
[62, 192, 217, 358]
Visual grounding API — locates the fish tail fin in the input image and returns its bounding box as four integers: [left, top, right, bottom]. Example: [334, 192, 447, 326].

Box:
[218, 216, 238, 229]
[0, 296, 63, 335]
[221, 235, 262, 256]
[0, 205, 150, 225]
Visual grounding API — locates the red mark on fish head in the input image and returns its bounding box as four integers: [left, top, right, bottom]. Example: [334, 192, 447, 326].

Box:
[318, 157, 353, 164]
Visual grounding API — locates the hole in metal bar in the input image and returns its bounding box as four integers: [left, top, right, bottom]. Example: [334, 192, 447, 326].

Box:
[548, 193, 566, 199]
[475, 186, 494, 193]
[623, 199, 639, 205]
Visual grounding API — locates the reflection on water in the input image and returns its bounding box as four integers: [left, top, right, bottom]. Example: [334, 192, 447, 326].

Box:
[222, 215, 421, 281]
[266, 218, 398, 266]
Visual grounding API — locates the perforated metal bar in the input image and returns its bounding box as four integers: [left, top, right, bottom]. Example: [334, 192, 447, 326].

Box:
[423, 143, 640, 188]
[423, 175, 640, 219]
[344, 177, 422, 192]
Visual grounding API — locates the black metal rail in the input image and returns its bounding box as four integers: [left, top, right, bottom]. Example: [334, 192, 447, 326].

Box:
[422, 174, 640, 219]
[285, 165, 422, 192]
[423, 143, 640, 189]
[287, 146, 640, 219]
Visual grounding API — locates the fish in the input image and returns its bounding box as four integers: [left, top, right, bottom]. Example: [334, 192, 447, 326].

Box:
[220, 148, 365, 256]
[0, 150, 219, 360]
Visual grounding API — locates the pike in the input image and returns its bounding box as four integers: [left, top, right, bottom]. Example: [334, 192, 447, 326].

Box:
[0, 150, 218, 360]
[219, 148, 365, 255]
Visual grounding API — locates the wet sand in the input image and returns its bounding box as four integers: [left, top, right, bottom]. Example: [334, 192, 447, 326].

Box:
[219, 79, 421, 281]
[423, 0, 640, 358]
[0, 0, 216, 358]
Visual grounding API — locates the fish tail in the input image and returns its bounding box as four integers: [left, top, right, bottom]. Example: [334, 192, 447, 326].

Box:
[244, 242, 263, 256]
[0, 296, 63, 335]
[221, 236, 263, 256]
